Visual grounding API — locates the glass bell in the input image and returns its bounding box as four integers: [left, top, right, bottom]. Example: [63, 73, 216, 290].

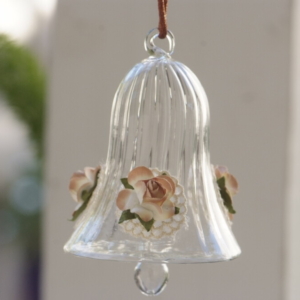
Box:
[64, 29, 241, 294]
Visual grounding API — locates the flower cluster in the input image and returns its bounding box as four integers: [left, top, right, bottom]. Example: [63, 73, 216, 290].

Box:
[116, 166, 180, 232]
[214, 165, 238, 220]
[67, 164, 237, 232]
[68, 166, 101, 221]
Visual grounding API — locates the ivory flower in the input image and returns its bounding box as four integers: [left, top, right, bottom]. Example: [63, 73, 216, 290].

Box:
[69, 166, 100, 203]
[69, 166, 101, 220]
[116, 166, 176, 223]
[214, 165, 238, 197]
[214, 165, 238, 220]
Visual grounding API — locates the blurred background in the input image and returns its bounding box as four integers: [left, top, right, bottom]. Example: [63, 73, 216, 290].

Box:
[1, 0, 300, 300]
[0, 0, 56, 299]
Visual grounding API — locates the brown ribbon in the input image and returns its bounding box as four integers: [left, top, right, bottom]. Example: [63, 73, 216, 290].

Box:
[158, 0, 168, 39]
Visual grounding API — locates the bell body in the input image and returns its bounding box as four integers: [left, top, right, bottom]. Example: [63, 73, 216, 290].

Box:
[64, 44, 241, 263]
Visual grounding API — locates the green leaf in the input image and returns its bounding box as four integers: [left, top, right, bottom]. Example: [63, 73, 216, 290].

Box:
[70, 168, 101, 221]
[118, 210, 154, 231]
[81, 189, 92, 202]
[136, 215, 154, 232]
[161, 172, 168, 175]
[70, 198, 90, 221]
[217, 176, 226, 189]
[121, 178, 134, 189]
[216, 176, 236, 214]
[175, 207, 180, 214]
[118, 209, 137, 224]
[220, 188, 236, 214]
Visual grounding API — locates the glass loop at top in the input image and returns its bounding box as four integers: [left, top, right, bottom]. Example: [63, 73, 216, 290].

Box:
[144, 28, 175, 56]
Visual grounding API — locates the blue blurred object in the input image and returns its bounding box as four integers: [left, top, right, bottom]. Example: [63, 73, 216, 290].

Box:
[10, 175, 43, 215]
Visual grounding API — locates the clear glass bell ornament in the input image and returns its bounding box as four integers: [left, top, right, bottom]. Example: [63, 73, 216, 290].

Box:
[64, 28, 241, 295]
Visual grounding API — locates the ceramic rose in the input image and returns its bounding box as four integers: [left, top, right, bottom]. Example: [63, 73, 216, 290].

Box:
[116, 166, 176, 222]
[214, 165, 238, 220]
[214, 165, 238, 197]
[69, 166, 101, 220]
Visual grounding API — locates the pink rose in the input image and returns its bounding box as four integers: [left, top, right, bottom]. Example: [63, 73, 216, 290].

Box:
[116, 166, 176, 222]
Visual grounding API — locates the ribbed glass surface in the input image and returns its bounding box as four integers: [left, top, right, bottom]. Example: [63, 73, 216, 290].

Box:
[64, 31, 241, 263]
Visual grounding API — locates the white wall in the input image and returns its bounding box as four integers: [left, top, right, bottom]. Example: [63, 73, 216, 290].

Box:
[284, 0, 300, 299]
[44, 1, 294, 299]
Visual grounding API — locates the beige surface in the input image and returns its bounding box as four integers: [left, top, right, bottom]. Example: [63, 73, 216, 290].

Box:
[44, 1, 292, 299]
